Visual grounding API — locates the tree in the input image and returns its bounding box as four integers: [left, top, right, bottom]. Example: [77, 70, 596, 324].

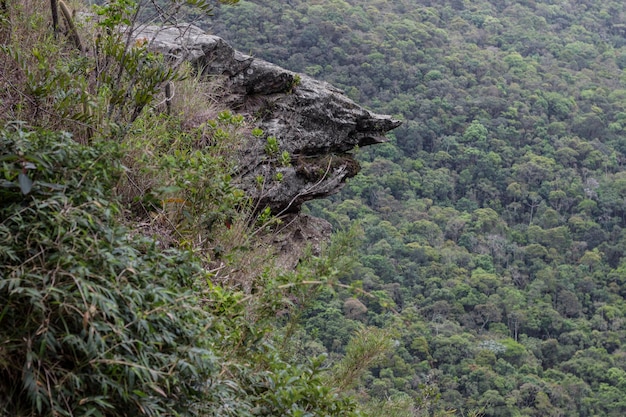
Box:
[462, 119, 489, 148]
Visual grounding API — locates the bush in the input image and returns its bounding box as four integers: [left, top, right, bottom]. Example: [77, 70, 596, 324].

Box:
[0, 123, 364, 416]
[0, 125, 239, 416]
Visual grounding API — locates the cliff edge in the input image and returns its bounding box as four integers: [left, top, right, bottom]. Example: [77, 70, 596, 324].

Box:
[136, 24, 401, 265]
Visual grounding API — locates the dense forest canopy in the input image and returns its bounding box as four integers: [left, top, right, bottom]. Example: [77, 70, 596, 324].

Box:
[205, 1, 626, 416]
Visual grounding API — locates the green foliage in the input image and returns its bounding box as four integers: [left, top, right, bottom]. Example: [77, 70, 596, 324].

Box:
[243, 353, 359, 417]
[0, 1, 370, 415]
[15, 0, 626, 414]
[288, 74, 302, 93]
[129, 112, 245, 240]
[94, 0, 136, 27]
[207, 0, 626, 415]
[280, 150, 292, 167]
[0, 126, 233, 416]
[329, 326, 394, 391]
[1, 0, 235, 140]
[0, 42, 93, 134]
[93, 1, 184, 135]
[362, 395, 416, 417]
[0, 121, 364, 416]
[264, 135, 280, 156]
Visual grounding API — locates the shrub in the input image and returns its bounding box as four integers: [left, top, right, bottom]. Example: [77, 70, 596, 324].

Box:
[0, 125, 240, 416]
[0, 123, 364, 416]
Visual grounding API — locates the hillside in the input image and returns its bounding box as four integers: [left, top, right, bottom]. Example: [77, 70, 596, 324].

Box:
[0, 1, 397, 415]
[206, 1, 626, 416]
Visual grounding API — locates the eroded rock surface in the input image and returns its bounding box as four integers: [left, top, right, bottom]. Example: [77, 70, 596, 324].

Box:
[272, 214, 333, 270]
[137, 24, 401, 215]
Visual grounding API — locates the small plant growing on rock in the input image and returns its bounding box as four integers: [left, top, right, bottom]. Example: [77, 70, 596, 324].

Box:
[280, 150, 291, 166]
[288, 73, 302, 93]
[265, 135, 280, 156]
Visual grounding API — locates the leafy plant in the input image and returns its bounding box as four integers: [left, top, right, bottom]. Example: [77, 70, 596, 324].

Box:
[0, 0, 239, 141]
[280, 150, 292, 167]
[0, 123, 367, 416]
[0, 125, 241, 416]
[329, 326, 394, 391]
[287, 73, 302, 93]
[242, 353, 359, 417]
[251, 127, 264, 137]
[264, 135, 280, 156]
[118, 109, 247, 246]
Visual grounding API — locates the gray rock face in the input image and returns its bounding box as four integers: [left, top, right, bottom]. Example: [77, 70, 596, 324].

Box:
[136, 24, 401, 214]
[272, 214, 332, 270]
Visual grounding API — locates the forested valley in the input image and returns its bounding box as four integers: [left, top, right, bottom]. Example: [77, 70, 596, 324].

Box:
[4, 0, 626, 416]
[204, 1, 626, 416]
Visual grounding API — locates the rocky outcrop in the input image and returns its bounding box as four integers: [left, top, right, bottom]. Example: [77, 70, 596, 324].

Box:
[136, 24, 401, 216]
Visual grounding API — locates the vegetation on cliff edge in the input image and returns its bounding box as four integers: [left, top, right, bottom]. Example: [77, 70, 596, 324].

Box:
[0, 1, 391, 415]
